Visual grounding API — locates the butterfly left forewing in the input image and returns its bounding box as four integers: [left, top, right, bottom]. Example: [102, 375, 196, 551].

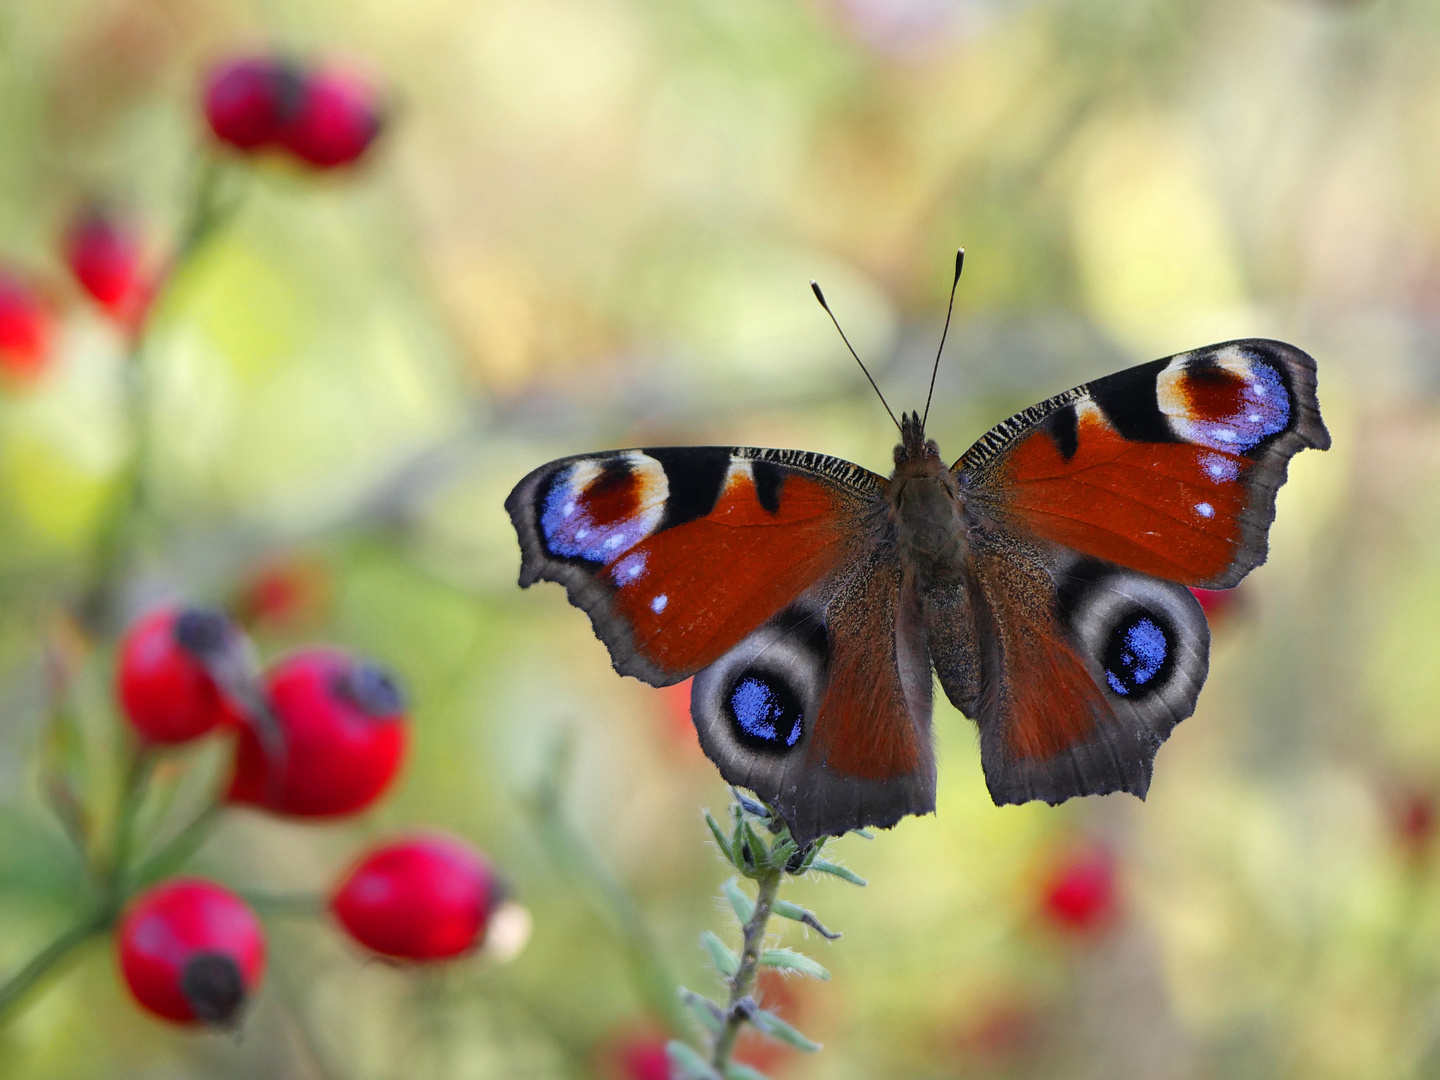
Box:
[506, 446, 887, 685]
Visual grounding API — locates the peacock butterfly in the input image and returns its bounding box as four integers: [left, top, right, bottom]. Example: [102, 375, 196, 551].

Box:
[506, 254, 1330, 844]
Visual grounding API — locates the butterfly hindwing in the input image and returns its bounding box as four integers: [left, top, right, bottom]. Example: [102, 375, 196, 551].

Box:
[957, 339, 1330, 588]
[692, 546, 935, 845]
[506, 446, 886, 685]
[927, 535, 1210, 805]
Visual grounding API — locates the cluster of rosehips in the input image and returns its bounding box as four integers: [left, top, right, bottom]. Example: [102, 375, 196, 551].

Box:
[203, 54, 385, 169]
[111, 605, 506, 1026]
[0, 53, 383, 385]
[0, 211, 150, 383]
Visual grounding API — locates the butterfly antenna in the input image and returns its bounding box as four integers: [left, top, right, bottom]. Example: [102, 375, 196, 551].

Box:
[811, 280, 901, 433]
[921, 247, 964, 434]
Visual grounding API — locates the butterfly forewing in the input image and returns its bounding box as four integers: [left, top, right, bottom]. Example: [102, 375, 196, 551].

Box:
[957, 339, 1330, 589]
[507, 446, 885, 685]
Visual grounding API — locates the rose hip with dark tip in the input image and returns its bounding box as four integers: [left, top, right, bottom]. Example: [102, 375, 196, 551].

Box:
[279, 65, 384, 168]
[226, 647, 406, 817]
[116, 605, 250, 744]
[117, 879, 266, 1026]
[203, 56, 303, 151]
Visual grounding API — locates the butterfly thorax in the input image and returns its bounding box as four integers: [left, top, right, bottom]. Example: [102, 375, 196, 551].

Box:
[889, 412, 968, 579]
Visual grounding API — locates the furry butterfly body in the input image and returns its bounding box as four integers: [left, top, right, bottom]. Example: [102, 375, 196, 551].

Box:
[507, 339, 1330, 844]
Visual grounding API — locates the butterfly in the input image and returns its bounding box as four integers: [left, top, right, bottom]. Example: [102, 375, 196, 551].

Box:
[506, 266, 1330, 845]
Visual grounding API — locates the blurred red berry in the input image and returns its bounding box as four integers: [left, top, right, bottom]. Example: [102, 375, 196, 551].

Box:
[1190, 586, 1240, 621]
[279, 66, 384, 168]
[0, 271, 53, 381]
[117, 606, 250, 744]
[331, 833, 502, 961]
[597, 1026, 672, 1080]
[1391, 789, 1436, 859]
[64, 210, 148, 320]
[203, 56, 302, 151]
[226, 647, 406, 816]
[617, 1035, 671, 1080]
[1040, 846, 1118, 935]
[117, 879, 265, 1026]
[237, 554, 330, 629]
[947, 997, 1043, 1063]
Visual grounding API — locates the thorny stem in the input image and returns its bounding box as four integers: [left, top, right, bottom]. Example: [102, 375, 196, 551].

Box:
[710, 867, 782, 1072]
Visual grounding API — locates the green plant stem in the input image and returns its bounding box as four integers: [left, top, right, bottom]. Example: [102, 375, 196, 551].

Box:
[710, 867, 782, 1072]
[240, 892, 325, 919]
[132, 802, 222, 887]
[108, 746, 155, 892]
[0, 910, 110, 1023]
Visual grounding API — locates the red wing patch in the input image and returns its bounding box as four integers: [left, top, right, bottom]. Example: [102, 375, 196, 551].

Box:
[1000, 401, 1251, 583]
[807, 555, 924, 781]
[959, 340, 1330, 589]
[608, 463, 858, 674]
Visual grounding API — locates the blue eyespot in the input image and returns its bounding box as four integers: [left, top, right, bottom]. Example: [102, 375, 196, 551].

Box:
[727, 674, 803, 751]
[1104, 615, 1170, 697]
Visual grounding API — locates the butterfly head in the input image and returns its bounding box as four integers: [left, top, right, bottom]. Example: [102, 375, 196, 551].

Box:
[895, 410, 941, 471]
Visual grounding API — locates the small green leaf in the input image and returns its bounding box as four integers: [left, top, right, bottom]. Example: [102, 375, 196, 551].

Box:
[771, 899, 841, 940]
[722, 877, 755, 924]
[724, 1063, 772, 1080]
[739, 820, 767, 870]
[850, 827, 874, 839]
[808, 857, 866, 886]
[770, 838, 797, 868]
[678, 987, 724, 1035]
[750, 1007, 821, 1052]
[704, 810, 734, 862]
[699, 930, 740, 977]
[759, 948, 830, 980]
[667, 1040, 722, 1080]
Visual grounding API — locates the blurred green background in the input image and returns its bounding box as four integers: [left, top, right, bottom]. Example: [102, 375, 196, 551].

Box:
[1, 0, 1435, 1076]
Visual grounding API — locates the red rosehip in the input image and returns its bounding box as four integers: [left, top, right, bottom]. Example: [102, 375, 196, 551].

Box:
[64, 210, 147, 319]
[227, 648, 406, 817]
[117, 606, 250, 744]
[0, 271, 53, 382]
[1391, 789, 1436, 859]
[203, 56, 302, 151]
[236, 554, 330, 629]
[117, 878, 266, 1026]
[613, 1033, 671, 1080]
[1040, 846, 1118, 935]
[331, 834, 502, 961]
[279, 66, 384, 169]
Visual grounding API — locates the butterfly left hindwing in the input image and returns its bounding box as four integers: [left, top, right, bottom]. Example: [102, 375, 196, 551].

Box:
[507, 445, 938, 842]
